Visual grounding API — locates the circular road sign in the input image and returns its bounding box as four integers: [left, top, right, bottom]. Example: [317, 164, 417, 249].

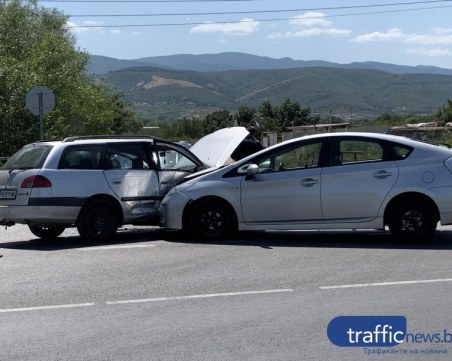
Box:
[26, 86, 55, 116]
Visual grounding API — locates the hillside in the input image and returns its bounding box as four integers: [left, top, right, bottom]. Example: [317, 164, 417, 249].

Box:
[98, 66, 452, 121]
[89, 52, 452, 75]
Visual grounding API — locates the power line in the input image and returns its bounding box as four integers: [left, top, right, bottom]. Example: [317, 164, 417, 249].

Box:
[65, 4, 452, 28]
[41, 0, 452, 4]
[64, 1, 452, 18]
[42, 0, 257, 2]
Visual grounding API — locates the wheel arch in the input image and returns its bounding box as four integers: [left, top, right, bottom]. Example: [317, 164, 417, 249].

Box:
[77, 194, 124, 226]
[182, 195, 238, 232]
[384, 192, 440, 226]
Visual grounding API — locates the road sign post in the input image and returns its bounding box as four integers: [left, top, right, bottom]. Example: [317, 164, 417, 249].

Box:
[26, 86, 55, 140]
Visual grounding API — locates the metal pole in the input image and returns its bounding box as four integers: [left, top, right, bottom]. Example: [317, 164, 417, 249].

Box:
[38, 91, 44, 140]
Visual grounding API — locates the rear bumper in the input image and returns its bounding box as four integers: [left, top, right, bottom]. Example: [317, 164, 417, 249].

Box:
[0, 205, 80, 225]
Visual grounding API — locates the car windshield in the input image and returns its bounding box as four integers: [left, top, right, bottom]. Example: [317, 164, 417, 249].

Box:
[1, 144, 53, 170]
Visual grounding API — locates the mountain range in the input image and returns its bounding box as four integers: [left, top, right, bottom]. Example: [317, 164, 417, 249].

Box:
[88, 52, 452, 75]
[89, 52, 452, 121]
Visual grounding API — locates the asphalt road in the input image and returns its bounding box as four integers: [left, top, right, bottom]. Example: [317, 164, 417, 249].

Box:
[1, 225, 452, 361]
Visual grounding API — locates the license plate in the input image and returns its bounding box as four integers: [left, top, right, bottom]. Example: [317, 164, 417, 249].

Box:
[0, 189, 17, 200]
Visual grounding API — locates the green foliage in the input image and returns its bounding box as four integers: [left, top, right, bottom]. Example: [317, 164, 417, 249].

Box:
[143, 99, 313, 142]
[0, 0, 139, 156]
[437, 99, 452, 125]
[252, 99, 313, 132]
[276, 98, 312, 129]
[143, 118, 205, 143]
[373, 113, 408, 126]
[234, 105, 256, 127]
[99, 65, 452, 122]
[203, 109, 234, 134]
[373, 112, 438, 127]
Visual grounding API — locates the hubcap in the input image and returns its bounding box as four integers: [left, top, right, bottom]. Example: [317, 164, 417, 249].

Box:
[200, 209, 223, 233]
[92, 210, 109, 233]
[400, 209, 424, 231]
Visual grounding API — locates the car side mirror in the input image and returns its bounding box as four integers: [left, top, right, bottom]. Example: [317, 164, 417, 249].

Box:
[245, 164, 259, 179]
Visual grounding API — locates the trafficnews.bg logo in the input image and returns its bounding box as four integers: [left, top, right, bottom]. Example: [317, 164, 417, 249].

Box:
[327, 316, 407, 347]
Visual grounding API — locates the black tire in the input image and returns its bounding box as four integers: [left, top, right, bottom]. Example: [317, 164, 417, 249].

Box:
[387, 198, 437, 242]
[77, 199, 119, 242]
[28, 225, 66, 240]
[189, 199, 236, 239]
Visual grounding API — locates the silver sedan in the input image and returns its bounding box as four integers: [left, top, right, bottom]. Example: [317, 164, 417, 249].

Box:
[160, 132, 452, 241]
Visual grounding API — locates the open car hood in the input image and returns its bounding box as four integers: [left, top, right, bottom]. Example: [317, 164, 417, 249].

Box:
[190, 127, 249, 168]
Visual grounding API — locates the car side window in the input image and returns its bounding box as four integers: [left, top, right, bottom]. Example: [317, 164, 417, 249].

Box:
[336, 140, 384, 165]
[105, 143, 151, 170]
[392, 144, 412, 160]
[276, 142, 322, 170]
[155, 145, 199, 172]
[59, 145, 103, 169]
[238, 141, 322, 174]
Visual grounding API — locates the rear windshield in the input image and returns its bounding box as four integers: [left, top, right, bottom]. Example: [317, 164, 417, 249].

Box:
[1, 144, 53, 170]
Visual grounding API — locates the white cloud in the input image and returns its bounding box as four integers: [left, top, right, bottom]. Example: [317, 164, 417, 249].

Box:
[407, 47, 452, 57]
[65, 21, 89, 34]
[268, 28, 351, 40]
[267, 11, 350, 41]
[110, 29, 121, 35]
[352, 27, 452, 58]
[353, 27, 452, 46]
[405, 28, 452, 45]
[190, 18, 259, 36]
[431, 27, 452, 35]
[352, 28, 408, 43]
[290, 12, 332, 28]
[65, 20, 105, 34]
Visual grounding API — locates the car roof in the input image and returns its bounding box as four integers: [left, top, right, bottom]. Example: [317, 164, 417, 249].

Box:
[25, 136, 163, 147]
[271, 131, 444, 149]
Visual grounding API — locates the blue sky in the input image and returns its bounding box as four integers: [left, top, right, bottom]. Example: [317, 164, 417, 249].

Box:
[41, 0, 452, 68]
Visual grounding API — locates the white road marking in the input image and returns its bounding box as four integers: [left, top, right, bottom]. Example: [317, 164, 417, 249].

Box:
[106, 289, 294, 305]
[0, 303, 95, 313]
[77, 244, 156, 251]
[0, 289, 293, 313]
[320, 278, 452, 290]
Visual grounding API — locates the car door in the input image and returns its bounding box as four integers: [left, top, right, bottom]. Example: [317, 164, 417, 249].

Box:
[153, 142, 205, 196]
[103, 142, 162, 218]
[240, 140, 324, 225]
[321, 137, 399, 223]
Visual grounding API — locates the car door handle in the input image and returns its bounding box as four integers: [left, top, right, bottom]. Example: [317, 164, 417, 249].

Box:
[112, 180, 122, 184]
[373, 170, 392, 179]
[300, 178, 319, 187]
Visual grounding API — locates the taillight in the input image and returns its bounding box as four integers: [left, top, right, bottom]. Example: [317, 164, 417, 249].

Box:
[21, 175, 52, 188]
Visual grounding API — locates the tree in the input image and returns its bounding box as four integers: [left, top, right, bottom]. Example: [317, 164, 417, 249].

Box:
[257, 100, 279, 132]
[276, 98, 311, 130]
[254, 99, 312, 132]
[203, 109, 234, 134]
[437, 99, 452, 126]
[0, 0, 140, 156]
[234, 105, 256, 127]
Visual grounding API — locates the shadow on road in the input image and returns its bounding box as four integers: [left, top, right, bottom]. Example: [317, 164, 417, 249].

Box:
[165, 228, 452, 251]
[2, 226, 452, 252]
[0, 226, 162, 251]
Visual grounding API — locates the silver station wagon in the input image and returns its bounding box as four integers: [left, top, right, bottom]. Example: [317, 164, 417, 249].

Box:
[160, 132, 452, 242]
[0, 130, 248, 241]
